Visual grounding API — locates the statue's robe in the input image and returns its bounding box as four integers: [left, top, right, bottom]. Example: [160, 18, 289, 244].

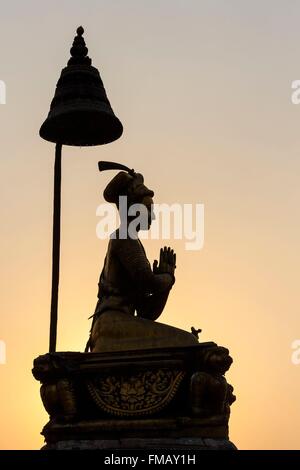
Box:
[89, 233, 198, 352]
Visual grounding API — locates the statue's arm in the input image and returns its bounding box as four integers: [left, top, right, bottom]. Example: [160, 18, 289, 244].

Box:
[113, 238, 173, 293]
[136, 289, 171, 321]
[136, 247, 176, 320]
[113, 239, 175, 321]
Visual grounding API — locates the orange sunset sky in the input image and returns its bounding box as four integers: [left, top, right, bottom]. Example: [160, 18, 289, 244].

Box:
[1, 1, 300, 449]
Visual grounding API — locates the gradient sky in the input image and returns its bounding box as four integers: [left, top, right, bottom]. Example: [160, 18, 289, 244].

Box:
[1, 0, 300, 449]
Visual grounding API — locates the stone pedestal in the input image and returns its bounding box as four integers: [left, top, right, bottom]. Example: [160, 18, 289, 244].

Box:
[32, 343, 236, 450]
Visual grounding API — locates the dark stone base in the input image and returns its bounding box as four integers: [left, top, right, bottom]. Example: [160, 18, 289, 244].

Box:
[42, 416, 236, 450]
[43, 437, 237, 450]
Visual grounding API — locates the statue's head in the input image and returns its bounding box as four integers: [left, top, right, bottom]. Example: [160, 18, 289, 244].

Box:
[102, 167, 155, 231]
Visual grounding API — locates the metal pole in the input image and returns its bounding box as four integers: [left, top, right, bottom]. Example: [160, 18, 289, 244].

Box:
[49, 143, 62, 352]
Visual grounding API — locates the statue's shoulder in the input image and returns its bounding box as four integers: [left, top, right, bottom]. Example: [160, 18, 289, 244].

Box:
[109, 230, 141, 252]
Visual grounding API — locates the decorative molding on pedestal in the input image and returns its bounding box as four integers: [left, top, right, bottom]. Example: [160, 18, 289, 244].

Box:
[87, 369, 185, 417]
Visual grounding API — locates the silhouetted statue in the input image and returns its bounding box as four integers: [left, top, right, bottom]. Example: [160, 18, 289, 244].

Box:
[33, 28, 236, 451]
[86, 162, 198, 352]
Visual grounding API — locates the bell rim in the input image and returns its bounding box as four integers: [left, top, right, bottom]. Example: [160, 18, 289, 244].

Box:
[39, 106, 123, 146]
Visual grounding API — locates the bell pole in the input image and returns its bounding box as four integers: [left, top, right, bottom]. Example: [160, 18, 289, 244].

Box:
[49, 143, 62, 352]
[39, 27, 123, 352]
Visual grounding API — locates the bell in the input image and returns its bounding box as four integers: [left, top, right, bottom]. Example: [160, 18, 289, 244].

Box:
[39, 26, 123, 146]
